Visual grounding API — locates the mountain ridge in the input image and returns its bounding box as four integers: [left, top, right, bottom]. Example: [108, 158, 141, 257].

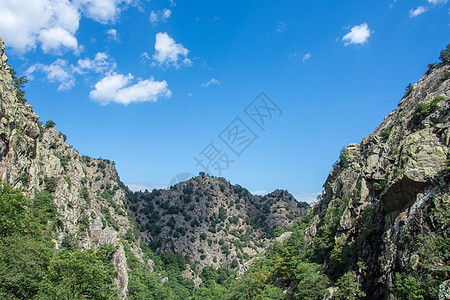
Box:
[0, 36, 449, 299]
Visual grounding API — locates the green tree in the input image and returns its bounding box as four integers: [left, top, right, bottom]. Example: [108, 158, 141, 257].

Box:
[393, 273, 425, 300]
[9, 68, 28, 103]
[439, 44, 450, 63]
[404, 83, 413, 97]
[334, 271, 366, 300]
[45, 120, 56, 129]
[0, 183, 119, 299]
[0, 184, 32, 237]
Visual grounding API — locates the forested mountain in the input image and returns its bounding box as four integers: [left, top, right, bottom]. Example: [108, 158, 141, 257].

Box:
[0, 37, 449, 299]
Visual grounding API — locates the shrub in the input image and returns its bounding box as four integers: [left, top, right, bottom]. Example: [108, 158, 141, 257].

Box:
[44, 176, 58, 193]
[61, 233, 79, 250]
[441, 70, 450, 81]
[393, 273, 425, 300]
[45, 120, 56, 129]
[0, 183, 31, 237]
[404, 83, 413, 98]
[20, 173, 31, 187]
[58, 131, 67, 142]
[379, 125, 393, 141]
[55, 153, 70, 170]
[438, 44, 450, 63]
[10, 68, 28, 103]
[230, 259, 239, 269]
[97, 161, 106, 170]
[414, 96, 441, 117]
[339, 146, 352, 167]
[79, 187, 89, 200]
[334, 271, 366, 300]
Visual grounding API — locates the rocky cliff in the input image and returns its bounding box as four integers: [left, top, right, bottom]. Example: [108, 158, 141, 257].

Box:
[2, 34, 449, 299]
[307, 61, 449, 298]
[0, 37, 144, 298]
[0, 36, 309, 296]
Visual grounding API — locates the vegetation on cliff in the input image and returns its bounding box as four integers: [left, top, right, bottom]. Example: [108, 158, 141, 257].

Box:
[0, 36, 449, 299]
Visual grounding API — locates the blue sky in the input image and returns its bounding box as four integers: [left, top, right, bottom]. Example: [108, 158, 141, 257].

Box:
[0, 0, 449, 202]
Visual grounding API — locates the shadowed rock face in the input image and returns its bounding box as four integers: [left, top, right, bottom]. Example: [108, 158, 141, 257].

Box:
[381, 176, 427, 213]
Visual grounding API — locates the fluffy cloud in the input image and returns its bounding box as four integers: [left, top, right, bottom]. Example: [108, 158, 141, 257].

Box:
[0, 0, 133, 54]
[201, 78, 220, 87]
[75, 52, 117, 74]
[89, 73, 171, 105]
[409, 6, 427, 17]
[342, 23, 372, 46]
[27, 52, 117, 90]
[0, 0, 80, 53]
[26, 59, 75, 91]
[106, 28, 118, 40]
[74, 0, 133, 24]
[38, 27, 79, 54]
[152, 32, 192, 68]
[149, 8, 171, 25]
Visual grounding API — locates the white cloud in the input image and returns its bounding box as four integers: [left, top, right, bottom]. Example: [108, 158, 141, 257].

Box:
[75, 52, 117, 74]
[302, 53, 311, 62]
[152, 32, 192, 68]
[149, 8, 171, 25]
[428, 0, 447, 4]
[26, 59, 75, 91]
[0, 0, 80, 54]
[38, 27, 79, 54]
[342, 23, 372, 46]
[149, 11, 158, 23]
[276, 21, 287, 33]
[0, 0, 134, 54]
[106, 28, 118, 40]
[74, 0, 132, 24]
[409, 6, 427, 17]
[140, 52, 150, 61]
[90, 73, 171, 105]
[162, 8, 172, 20]
[27, 52, 117, 90]
[201, 78, 220, 87]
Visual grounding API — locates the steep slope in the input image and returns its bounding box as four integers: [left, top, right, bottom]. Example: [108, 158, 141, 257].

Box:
[0, 38, 143, 298]
[128, 174, 308, 274]
[306, 61, 450, 298]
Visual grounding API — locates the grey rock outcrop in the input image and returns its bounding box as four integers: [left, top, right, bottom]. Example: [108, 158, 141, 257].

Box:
[307, 61, 449, 298]
[0, 37, 145, 298]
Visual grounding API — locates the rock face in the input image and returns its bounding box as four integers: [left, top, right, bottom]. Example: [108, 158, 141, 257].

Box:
[128, 175, 307, 274]
[307, 62, 449, 298]
[0, 38, 143, 298]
